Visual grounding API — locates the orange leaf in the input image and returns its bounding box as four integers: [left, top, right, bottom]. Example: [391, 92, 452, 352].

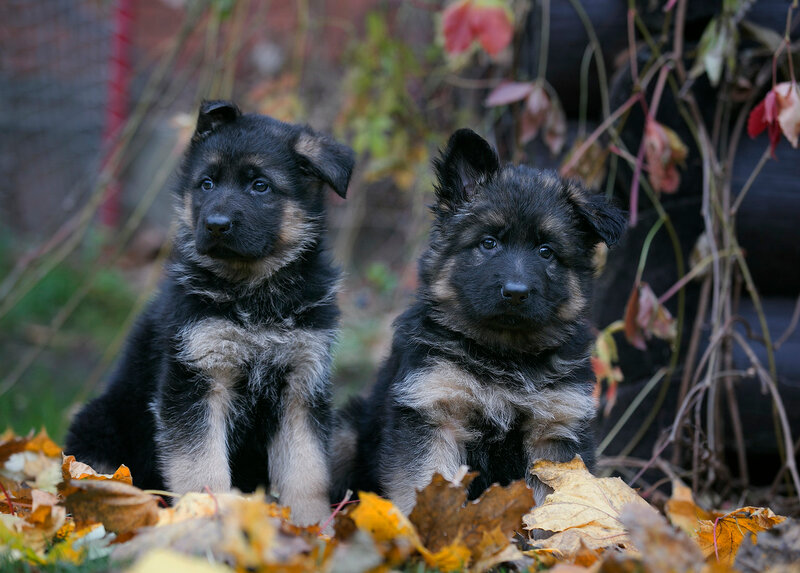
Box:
[665, 479, 715, 536]
[696, 507, 786, 566]
[24, 429, 62, 458]
[61, 454, 132, 486]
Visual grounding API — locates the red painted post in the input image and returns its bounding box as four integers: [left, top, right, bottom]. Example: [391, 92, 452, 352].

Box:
[99, 0, 132, 228]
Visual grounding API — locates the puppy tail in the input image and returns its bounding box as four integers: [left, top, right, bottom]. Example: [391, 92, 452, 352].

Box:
[329, 396, 366, 504]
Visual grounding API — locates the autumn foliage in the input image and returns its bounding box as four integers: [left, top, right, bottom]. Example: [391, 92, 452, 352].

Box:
[0, 429, 790, 571]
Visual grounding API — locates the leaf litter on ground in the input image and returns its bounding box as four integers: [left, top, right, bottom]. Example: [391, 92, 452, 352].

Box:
[0, 430, 793, 572]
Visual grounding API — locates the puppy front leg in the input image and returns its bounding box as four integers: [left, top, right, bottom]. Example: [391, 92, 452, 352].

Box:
[154, 371, 233, 495]
[268, 393, 331, 526]
[382, 416, 466, 514]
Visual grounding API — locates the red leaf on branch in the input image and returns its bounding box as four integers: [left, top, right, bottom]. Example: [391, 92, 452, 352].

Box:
[441, 0, 512, 57]
[624, 281, 676, 350]
[748, 82, 800, 156]
[442, 0, 474, 56]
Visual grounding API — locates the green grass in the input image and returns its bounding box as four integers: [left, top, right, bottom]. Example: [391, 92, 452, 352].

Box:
[0, 232, 137, 443]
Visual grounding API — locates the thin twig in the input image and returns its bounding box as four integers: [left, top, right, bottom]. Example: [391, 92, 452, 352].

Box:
[774, 293, 800, 349]
[732, 330, 800, 496]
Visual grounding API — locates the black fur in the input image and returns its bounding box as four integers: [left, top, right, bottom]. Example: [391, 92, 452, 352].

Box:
[65, 101, 354, 525]
[332, 129, 625, 511]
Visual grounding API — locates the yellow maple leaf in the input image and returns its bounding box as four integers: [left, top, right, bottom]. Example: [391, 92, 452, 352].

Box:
[664, 480, 786, 566]
[351, 492, 421, 546]
[351, 492, 473, 572]
[696, 506, 786, 566]
[522, 457, 658, 555]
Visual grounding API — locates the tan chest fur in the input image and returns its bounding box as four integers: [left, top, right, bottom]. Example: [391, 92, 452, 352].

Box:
[176, 317, 332, 396]
[393, 359, 595, 444]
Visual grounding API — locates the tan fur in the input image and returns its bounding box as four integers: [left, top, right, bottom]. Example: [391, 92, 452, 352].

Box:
[294, 132, 324, 165]
[242, 154, 292, 190]
[179, 193, 194, 230]
[384, 423, 467, 514]
[268, 394, 331, 526]
[539, 214, 570, 239]
[162, 385, 233, 494]
[166, 317, 335, 521]
[431, 259, 457, 303]
[557, 270, 587, 321]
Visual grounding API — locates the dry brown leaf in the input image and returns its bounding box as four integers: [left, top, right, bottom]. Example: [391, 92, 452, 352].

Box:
[409, 471, 476, 551]
[63, 478, 159, 533]
[523, 457, 657, 556]
[696, 506, 786, 566]
[408, 472, 532, 570]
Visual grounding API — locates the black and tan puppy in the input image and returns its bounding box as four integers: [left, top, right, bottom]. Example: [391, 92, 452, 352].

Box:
[65, 101, 354, 525]
[332, 129, 625, 512]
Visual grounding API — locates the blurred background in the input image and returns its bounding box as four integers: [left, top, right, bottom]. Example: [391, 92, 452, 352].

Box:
[1, 0, 799, 511]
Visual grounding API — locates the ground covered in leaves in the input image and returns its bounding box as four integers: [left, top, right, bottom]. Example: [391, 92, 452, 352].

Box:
[1, 429, 796, 572]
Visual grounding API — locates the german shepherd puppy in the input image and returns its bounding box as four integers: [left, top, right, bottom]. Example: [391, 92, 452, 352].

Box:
[65, 101, 354, 525]
[332, 129, 625, 512]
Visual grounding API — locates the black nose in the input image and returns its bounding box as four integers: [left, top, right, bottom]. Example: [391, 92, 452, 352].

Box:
[205, 214, 232, 237]
[501, 282, 530, 304]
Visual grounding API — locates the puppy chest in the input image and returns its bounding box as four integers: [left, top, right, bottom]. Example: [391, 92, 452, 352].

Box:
[176, 318, 331, 392]
[395, 360, 595, 443]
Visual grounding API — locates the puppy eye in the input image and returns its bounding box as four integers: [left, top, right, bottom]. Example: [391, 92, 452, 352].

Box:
[200, 178, 214, 191]
[539, 245, 554, 259]
[252, 179, 270, 193]
[480, 237, 498, 251]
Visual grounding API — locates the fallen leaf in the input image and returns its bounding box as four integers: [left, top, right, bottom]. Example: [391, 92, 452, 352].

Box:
[619, 502, 704, 572]
[523, 457, 658, 555]
[409, 472, 532, 570]
[696, 506, 786, 566]
[665, 479, 715, 536]
[24, 429, 62, 458]
[352, 491, 420, 546]
[61, 454, 132, 486]
[63, 478, 159, 533]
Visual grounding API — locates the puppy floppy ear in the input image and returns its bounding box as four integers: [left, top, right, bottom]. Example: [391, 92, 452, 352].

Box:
[294, 130, 355, 198]
[193, 100, 241, 141]
[566, 181, 627, 247]
[433, 128, 500, 212]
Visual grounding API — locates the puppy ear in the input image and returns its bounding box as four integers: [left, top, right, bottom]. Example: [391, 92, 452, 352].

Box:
[294, 130, 355, 198]
[193, 100, 241, 141]
[567, 181, 627, 247]
[433, 129, 500, 212]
